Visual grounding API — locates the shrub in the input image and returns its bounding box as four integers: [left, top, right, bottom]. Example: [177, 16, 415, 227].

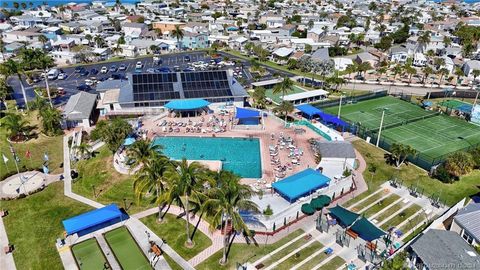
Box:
[263, 204, 273, 216]
[434, 165, 455, 183]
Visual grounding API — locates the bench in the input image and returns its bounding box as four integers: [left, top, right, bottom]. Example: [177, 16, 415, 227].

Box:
[346, 229, 358, 239]
[150, 243, 163, 256]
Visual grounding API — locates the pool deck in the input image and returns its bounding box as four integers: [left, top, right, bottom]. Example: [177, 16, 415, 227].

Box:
[141, 111, 323, 185]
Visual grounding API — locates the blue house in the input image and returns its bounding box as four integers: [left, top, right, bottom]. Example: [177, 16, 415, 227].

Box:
[42, 27, 63, 40]
[181, 32, 208, 49]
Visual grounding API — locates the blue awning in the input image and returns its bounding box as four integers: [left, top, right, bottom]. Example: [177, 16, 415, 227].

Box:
[164, 99, 210, 110]
[62, 204, 123, 235]
[318, 113, 349, 127]
[235, 107, 260, 119]
[272, 168, 330, 202]
[296, 104, 323, 118]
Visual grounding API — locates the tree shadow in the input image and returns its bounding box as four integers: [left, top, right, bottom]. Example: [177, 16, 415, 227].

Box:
[190, 212, 204, 240]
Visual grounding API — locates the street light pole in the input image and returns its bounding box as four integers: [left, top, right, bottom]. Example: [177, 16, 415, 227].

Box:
[376, 109, 386, 147]
[337, 95, 343, 118]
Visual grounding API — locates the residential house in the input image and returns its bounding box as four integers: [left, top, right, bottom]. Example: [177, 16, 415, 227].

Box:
[355, 52, 378, 67]
[2, 30, 43, 43]
[50, 50, 80, 65]
[152, 21, 186, 33]
[389, 46, 409, 64]
[463, 60, 480, 79]
[307, 28, 325, 42]
[406, 34, 445, 54]
[229, 36, 248, 51]
[333, 57, 353, 71]
[272, 47, 294, 62]
[41, 27, 62, 40]
[122, 22, 147, 41]
[310, 48, 330, 62]
[63, 91, 97, 128]
[407, 230, 480, 270]
[450, 199, 480, 247]
[58, 22, 83, 34]
[181, 32, 208, 49]
[413, 53, 428, 67]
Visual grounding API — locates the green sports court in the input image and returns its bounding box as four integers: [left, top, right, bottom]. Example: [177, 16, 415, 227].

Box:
[104, 227, 151, 270]
[323, 96, 480, 167]
[72, 239, 109, 270]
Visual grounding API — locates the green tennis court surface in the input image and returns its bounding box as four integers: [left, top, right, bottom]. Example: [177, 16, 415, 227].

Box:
[72, 239, 109, 270]
[382, 115, 480, 159]
[324, 96, 437, 131]
[105, 227, 151, 270]
[438, 99, 473, 112]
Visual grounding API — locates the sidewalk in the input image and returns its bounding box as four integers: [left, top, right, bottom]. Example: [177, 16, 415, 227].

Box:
[0, 215, 16, 270]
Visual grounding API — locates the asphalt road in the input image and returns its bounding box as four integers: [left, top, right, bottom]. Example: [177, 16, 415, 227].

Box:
[8, 51, 259, 108]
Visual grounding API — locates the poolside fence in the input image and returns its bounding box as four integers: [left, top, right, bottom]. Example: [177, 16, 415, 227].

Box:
[312, 89, 388, 109]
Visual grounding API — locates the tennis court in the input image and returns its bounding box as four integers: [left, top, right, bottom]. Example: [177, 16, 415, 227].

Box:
[382, 115, 480, 158]
[72, 238, 109, 270]
[439, 99, 473, 113]
[324, 96, 437, 131]
[104, 227, 151, 270]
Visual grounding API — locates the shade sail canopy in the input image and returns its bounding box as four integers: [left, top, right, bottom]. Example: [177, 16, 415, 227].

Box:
[329, 205, 360, 226]
[318, 112, 349, 127]
[62, 204, 123, 235]
[164, 99, 210, 110]
[311, 195, 331, 209]
[123, 137, 136, 146]
[350, 217, 386, 242]
[296, 104, 323, 118]
[301, 203, 315, 215]
[235, 107, 260, 119]
[272, 168, 330, 202]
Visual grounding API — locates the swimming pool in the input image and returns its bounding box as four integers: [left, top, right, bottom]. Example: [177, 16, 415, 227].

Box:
[152, 136, 262, 178]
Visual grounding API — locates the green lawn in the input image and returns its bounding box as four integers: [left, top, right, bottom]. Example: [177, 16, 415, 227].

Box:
[352, 140, 480, 206]
[0, 110, 63, 180]
[318, 256, 347, 270]
[72, 146, 154, 214]
[71, 238, 109, 270]
[375, 201, 406, 222]
[275, 241, 323, 270]
[196, 229, 304, 270]
[260, 237, 312, 267]
[1, 182, 92, 270]
[361, 194, 401, 218]
[162, 253, 183, 270]
[141, 213, 212, 260]
[104, 227, 151, 270]
[399, 212, 429, 233]
[299, 251, 330, 269]
[381, 204, 422, 230]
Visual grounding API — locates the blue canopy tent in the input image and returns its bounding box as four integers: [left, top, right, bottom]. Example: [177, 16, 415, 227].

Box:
[62, 204, 125, 235]
[235, 107, 261, 125]
[272, 168, 331, 202]
[164, 99, 210, 110]
[316, 112, 349, 132]
[296, 104, 323, 119]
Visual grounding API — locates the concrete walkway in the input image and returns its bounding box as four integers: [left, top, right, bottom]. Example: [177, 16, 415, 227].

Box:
[95, 234, 121, 270]
[0, 215, 16, 270]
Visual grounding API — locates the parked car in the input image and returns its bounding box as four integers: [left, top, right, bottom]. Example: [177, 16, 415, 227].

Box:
[184, 55, 190, 62]
[75, 66, 84, 73]
[158, 67, 171, 73]
[135, 61, 143, 69]
[90, 68, 99, 75]
[153, 56, 162, 65]
[118, 64, 127, 71]
[85, 79, 94, 86]
[57, 73, 68, 80]
[79, 69, 89, 76]
[173, 66, 181, 72]
[100, 66, 108, 74]
[109, 65, 118, 72]
[57, 87, 66, 96]
[146, 68, 156, 73]
[47, 69, 59, 80]
[76, 84, 91, 91]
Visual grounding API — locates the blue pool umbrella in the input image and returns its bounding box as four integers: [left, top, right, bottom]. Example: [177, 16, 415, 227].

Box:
[123, 137, 136, 146]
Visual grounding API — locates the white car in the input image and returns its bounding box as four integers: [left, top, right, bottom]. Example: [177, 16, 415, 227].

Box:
[57, 73, 67, 80]
[135, 61, 143, 69]
[85, 79, 94, 86]
[100, 66, 108, 74]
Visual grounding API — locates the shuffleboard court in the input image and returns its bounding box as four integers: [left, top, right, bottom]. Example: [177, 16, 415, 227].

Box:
[72, 238, 109, 270]
[323, 96, 436, 131]
[105, 227, 151, 270]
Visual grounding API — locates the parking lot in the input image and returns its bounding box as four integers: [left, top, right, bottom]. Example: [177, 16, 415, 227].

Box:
[8, 51, 291, 107]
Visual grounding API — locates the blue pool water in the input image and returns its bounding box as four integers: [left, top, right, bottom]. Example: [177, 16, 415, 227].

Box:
[152, 136, 262, 178]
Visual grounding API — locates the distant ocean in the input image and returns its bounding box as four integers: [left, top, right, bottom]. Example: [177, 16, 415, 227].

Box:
[1, 0, 478, 8]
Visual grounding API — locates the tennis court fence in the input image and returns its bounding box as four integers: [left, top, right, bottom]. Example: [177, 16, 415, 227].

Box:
[357, 129, 480, 171]
[367, 111, 441, 133]
[313, 89, 388, 109]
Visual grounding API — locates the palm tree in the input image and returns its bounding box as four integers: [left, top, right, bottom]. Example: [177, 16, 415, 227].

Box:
[472, 69, 480, 89]
[444, 152, 475, 178]
[38, 35, 48, 49]
[437, 68, 449, 86]
[421, 66, 434, 84]
[73, 142, 92, 160]
[36, 52, 55, 107]
[286, 58, 298, 70]
[39, 107, 62, 136]
[0, 37, 5, 61]
[203, 171, 259, 265]
[274, 101, 294, 121]
[171, 25, 184, 51]
[0, 59, 29, 110]
[377, 67, 387, 81]
[133, 153, 172, 220]
[94, 35, 105, 48]
[85, 34, 93, 45]
[272, 77, 294, 123]
[404, 66, 417, 84]
[0, 78, 10, 111]
[345, 63, 357, 79]
[126, 138, 163, 169]
[204, 172, 259, 264]
[3, 113, 29, 141]
[454, 67, 464, 87]
[390, 143, 417, 168]
[111, 45, 123, 55]
[417, 31, 431, 53]
[165, 159, 206, 247]
[251, 87, 267, 109]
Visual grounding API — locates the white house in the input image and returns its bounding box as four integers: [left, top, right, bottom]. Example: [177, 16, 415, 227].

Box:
[463, 60, 480, 79]
[389, 47, 409, 64]
[413, 53, 427, 67]
[313, 141, 356, 179]
[63, 91, 97, 128]
[333, 57, 353, 71]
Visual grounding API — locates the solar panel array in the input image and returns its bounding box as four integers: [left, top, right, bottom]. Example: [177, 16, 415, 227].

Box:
[181, 71, 232, 99]
[132, 73, 179, 102]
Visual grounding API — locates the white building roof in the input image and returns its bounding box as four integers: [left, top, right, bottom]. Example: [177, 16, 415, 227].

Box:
[282, 89, 329, 102]
[273, 47, 294, 58]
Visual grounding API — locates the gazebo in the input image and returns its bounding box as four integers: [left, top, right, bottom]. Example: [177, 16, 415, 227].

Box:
[164, 99, 210, 117]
